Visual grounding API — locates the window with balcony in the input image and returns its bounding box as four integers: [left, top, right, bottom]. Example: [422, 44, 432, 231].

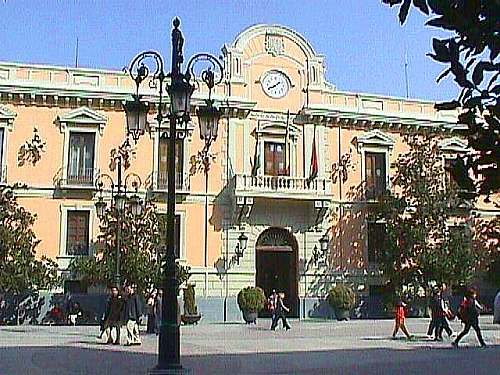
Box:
[67, 132, 95, 185]
[365, 152, 386, 199]
[264, 141, 288, 176]
[66, 211, 90, 256]
[158, 137, 184, 189]
[367, 221, 387, 263]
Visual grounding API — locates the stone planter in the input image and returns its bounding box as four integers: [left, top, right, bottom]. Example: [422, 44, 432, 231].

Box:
[242, 310, 258, 324]
[181, 314, 202, 325]
[335, 309, 350, 321]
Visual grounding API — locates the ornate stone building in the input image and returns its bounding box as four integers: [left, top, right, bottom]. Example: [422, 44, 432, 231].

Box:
[1, 24, 490, 320]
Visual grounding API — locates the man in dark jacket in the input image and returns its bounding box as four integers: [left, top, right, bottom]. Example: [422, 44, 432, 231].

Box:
[453, 288, 486, 347]
[101, 286, 123, 344]
[124, 283, 142, 345]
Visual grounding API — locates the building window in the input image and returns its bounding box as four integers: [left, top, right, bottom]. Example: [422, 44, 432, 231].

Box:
[264, 142, 288, 176]
[66, 211, 90, 256]
[67, 132, 95, 185]
[0, 128, 5, 183]
[365, 152, 386, 199]
[158, 137, 184, 189]
[368, 222, 387, 263]
[158, 214, 181, 259]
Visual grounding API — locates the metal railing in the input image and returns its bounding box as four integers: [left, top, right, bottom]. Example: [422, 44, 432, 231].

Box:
[64, 167, 96, 187]
[156, 170, 186, 191]
[234, 174, 332, 197]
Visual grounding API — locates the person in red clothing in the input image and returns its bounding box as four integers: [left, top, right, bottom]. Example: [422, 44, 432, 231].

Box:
[392, 297, 412, 339]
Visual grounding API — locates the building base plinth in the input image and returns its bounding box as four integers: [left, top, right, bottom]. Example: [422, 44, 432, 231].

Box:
[147, 366, 191, 375]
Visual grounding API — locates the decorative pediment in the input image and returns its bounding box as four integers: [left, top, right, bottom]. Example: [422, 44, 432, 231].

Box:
[354, 129, 395, 150]
[439, 137, 468, 153]
[0, 105, 16, 129]
[256, 121, 300, 139]
[57, 106, 108, 135]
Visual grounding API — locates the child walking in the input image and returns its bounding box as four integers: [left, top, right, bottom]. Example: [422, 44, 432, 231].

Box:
[392, 298, 412, 339]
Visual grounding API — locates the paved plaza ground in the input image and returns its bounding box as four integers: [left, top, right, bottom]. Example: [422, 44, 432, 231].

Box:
[0, 317, 499, 374]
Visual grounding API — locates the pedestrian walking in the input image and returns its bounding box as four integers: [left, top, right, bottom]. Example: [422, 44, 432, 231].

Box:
[440, 283, 455, 338]
[392, 298, 411, 339]
[268, 289, 278, 323]
[100, 286, 124, 344]
[427, 288, 439, 338]
[452, 288, 486, 348]
[146, 290, 156, 334]
[124, 284, 142, 345]
[154, 289, 163, 335]
[270, 292, 291, 331]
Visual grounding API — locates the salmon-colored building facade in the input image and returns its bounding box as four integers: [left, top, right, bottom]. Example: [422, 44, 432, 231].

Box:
[1, 24, 491, 320]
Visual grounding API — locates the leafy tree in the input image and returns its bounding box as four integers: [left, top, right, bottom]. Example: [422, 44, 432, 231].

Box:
[474, 215, 500, 288]
[383, 0, 499, 199]
[68, 200, 190, 296]
[70, 140, 190, 296]
[374, 135, 487, 294]
[0, 185, 59, 298]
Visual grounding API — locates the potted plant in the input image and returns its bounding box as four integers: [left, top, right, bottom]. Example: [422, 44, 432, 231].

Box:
[327, 284, 356, 321]
[181, 284, 201, 325]
[237, 286, 266, 324]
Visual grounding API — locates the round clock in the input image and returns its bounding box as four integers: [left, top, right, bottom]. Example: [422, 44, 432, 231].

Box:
[261, 70, 290, 99]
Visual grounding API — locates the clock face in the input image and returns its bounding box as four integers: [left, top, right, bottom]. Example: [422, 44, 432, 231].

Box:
[261, 71, 290, 99]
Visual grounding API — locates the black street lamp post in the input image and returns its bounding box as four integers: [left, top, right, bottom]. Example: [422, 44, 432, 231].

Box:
[124, 18, 222, 373]
[95, 144, 143, 288]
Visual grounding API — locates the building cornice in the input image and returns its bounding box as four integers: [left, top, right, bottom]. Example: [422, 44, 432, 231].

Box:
[298, 103, 461, 131]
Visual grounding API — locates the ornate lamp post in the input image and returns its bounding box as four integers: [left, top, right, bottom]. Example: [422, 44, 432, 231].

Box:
[124, 18, 222, 373]
[95, 147, 143, 287]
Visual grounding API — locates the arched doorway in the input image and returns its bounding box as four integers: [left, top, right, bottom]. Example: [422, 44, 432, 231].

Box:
[256, 227, 298, 317]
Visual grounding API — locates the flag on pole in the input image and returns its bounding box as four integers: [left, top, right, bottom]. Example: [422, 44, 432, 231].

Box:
[251, 128, 260, 176]
[284, 110, 290, 175]
[309, 125, 318, 180]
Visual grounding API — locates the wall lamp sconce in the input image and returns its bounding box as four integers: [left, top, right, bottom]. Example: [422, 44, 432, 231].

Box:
[233, 232, 248, 265]
[312, 233, 329, 266]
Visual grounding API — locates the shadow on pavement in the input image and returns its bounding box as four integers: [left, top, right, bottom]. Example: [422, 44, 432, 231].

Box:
[0, 344, 498, 375]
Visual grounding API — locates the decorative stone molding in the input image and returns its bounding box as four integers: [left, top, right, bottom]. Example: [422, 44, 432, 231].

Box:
[0, 104, 16, 130]
[56, 106, 108, 135]
[354, 129, 395, 152]
[438, 137, 468, 153]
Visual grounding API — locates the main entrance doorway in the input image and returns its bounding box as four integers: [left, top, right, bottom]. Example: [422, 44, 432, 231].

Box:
[256, 227, 298, 317]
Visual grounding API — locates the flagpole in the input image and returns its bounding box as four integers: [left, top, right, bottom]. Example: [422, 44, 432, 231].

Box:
[404, 49, 409, 98]
[285, 110, 289, 176]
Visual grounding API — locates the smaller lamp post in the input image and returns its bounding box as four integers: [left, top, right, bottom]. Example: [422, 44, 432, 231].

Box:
[319, 233, 329, 256]
[94, 155, 143, 288]
[312, 233, 330, 266]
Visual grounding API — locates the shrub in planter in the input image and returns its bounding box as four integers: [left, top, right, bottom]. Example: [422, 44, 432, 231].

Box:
[181, 284, 201, 325]
[237, 286, 266, 324]
[327, 284, 356, 320]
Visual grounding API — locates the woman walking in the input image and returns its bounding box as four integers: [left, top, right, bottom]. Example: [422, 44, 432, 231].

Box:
[270, 292, 291, 331]
[392, 298, 411, 339]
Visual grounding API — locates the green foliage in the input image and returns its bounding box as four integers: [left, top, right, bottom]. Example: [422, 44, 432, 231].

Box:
[374, 135, 488, 294]
[237, 286, 266, 313]
[383, 0, 499, 199]
[183, 284, 198, 315]
[474, 216, 500, 288]
[327, 284, 356, 311]
[69, 200, 190, 296]
[0, 185, 59, 296]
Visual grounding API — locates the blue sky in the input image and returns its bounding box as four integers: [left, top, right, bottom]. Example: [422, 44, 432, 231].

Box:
[0, 0, 459, 101]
